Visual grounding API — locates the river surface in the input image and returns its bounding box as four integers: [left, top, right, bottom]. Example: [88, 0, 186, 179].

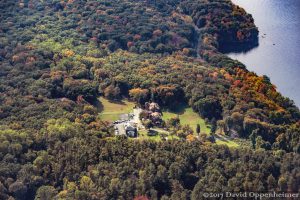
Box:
[228, 0, 300, 107]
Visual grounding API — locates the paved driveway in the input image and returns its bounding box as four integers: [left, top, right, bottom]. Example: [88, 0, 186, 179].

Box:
[115, 123, 126, 135]
[113, 107, 144, 136]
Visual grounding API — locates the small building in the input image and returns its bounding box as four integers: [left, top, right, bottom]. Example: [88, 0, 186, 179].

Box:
[124, 122, 137, 137]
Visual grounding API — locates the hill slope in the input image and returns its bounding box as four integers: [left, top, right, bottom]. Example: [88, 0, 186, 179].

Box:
[0, 0, 299, 199]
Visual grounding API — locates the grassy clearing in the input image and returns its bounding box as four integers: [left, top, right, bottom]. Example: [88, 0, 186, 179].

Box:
[213, 132, 240, 147]
[138, 130, 161, 141]
[138, 128, 179, 142]
[162, 105, 239, 147]
[215, 139, 239, 148]
[162, 106, 210, 134]
[98, 97, 135, 122]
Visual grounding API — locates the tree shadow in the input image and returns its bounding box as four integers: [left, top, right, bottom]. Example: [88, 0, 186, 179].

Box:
[93, 98, 104, 113]
[214, 134, 233, 142]
[147, 129, 158, 136]
[214, 135, 227, 142]
[163, 103, 189, 115]
[218, 40, 259, 54]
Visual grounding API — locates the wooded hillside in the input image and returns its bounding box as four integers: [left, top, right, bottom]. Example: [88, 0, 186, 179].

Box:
[0, 0, 299, 199]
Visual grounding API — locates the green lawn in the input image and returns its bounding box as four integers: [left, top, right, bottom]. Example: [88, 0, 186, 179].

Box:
[162, 106, 210, 134]
[214, 134, 240, 148]
[138, 129, 161, 141]
[138, 128, 179, 142]
[215, 139, 239, 148]
[98, 97, 135, 122]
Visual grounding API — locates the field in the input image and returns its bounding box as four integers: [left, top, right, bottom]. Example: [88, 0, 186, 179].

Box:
[138, 130, 161, 141]
[138, 128, 179, 142]
[162, 106, 211, 134]
[162, 106, 239, 147]
[215, 137, 239, 148]
[98, 97, 135, 122]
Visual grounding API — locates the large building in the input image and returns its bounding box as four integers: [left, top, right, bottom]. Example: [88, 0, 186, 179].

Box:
[124, 122, 137, 137]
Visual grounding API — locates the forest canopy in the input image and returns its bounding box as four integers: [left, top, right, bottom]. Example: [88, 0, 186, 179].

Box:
[0, 0, 299, 199]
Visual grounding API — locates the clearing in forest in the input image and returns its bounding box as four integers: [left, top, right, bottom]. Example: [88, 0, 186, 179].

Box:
[162, 106, 211, 134]
[98, 97, 135, 122]
[99, 98, 239, 147]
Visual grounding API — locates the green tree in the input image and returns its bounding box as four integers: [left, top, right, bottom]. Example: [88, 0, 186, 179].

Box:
[196, 124, 201, 136]
[144, 119, 153, 130]
[35, 186, 57, 200]
[249, 129, 258, 149]
[210, 118, 217, 134]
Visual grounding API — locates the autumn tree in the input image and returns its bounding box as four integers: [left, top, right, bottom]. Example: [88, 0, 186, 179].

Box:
[129, 88, 149, 105]
[103, 84, 121, 100]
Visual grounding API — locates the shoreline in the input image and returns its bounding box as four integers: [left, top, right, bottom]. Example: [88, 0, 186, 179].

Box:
[228, 0, 300, 107]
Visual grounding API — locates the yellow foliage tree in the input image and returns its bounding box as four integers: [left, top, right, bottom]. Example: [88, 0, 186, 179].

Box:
[186, 134, 196, 142]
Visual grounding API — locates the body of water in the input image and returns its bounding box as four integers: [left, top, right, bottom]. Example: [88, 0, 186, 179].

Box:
[229, 0, 300, 107]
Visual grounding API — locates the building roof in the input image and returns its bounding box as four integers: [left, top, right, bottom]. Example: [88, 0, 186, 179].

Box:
[125, 123, 137, 131]
[125, 126, 136, 131]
